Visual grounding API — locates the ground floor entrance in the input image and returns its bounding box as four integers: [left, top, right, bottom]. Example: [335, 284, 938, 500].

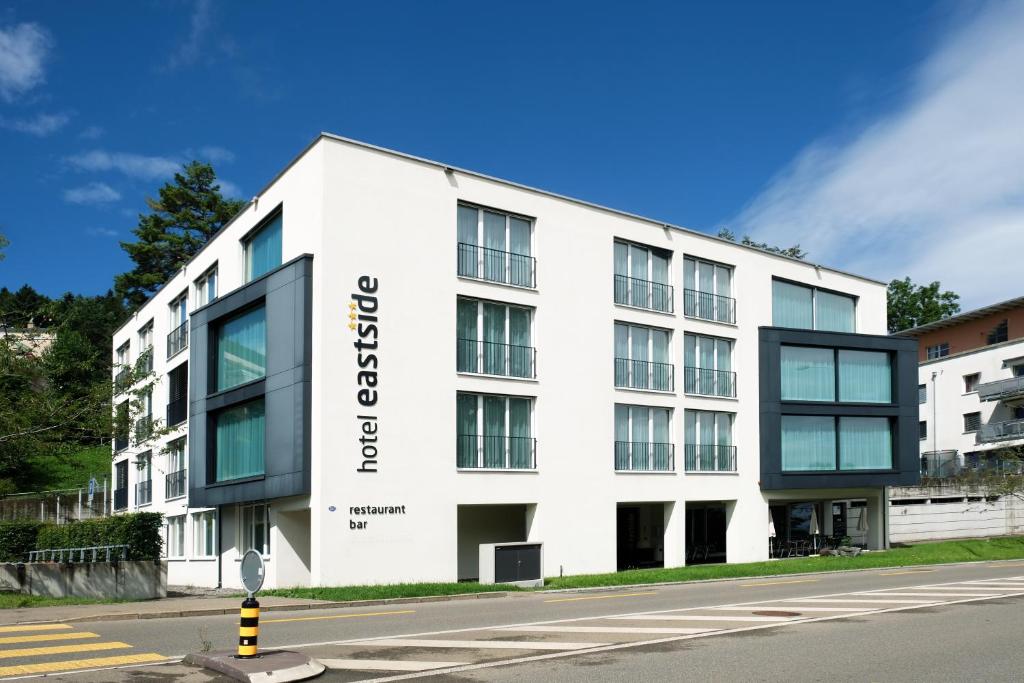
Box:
[457, 504, 531, 581]
[685, 502, 727, 565]
[616, 503, 667, 571]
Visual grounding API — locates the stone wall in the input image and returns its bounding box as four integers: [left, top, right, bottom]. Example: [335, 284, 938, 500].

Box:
[0, 561, 166, 600]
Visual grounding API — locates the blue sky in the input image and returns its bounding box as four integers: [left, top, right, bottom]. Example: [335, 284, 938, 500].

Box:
[1, 1, 1021, 308]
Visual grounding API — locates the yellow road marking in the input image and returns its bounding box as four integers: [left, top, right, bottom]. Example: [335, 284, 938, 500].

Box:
[740, 579, 819, 588]
[262, 609, 416, 624]
[544, 592, 657, 603]
[0, 624, 71, 634]
[880, 570, 936, 576]
[0, 652, 165, 676]
[0, 631, 97, 645]
[0, 641, 130, 659]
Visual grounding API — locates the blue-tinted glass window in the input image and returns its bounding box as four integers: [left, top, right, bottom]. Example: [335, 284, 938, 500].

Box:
[244, 214, 282, 282]
[216, 306, 266, 391]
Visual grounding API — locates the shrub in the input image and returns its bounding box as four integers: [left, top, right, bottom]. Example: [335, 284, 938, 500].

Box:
[36, 512, 163, 560]
[0, 521, 43, 562]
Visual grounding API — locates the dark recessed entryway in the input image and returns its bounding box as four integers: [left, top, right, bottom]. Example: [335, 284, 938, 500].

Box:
[685, 502, 727, 564]
[616, 502, 667, 571]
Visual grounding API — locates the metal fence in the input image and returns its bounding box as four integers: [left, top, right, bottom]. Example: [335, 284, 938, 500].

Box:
[0, 484, 110, 524]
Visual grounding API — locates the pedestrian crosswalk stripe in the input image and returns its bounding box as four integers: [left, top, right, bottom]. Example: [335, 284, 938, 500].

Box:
[501, 625, 714, 635]
[785, 598, 935, 604]
[714, 606, 870, 612]
[911, 586, 1008, 591]
[611, 614, 795, 623]
[365, 638, 608, 651]
[855, 591, 1000, 598]
[0, 641, 131, 660]
[321, 659, 470, 671]
[0, 624, 71, 634]
[0, 631, 97, 645]
[0, 652, 166, 676]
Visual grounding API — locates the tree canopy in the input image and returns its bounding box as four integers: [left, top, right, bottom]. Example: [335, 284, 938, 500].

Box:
[717, 228, 807, 260]
[887, 277, 961, 333]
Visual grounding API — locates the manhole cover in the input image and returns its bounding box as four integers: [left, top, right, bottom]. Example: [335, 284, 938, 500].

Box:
[753, 610, 801, 617]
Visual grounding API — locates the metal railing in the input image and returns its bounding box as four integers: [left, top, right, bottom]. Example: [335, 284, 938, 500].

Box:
[28, 545, 129, 563]
[134, 415, 153, 443]
[920, 450, 960, 478]
[113, 487, 128, 511]
[456, 435, 536, 470]
[684, 444, 737, 472]
[114, 432, 129, 453]
[135, 348, 153, 375]
[977, 375, 1024, 402]
[114, 367, 131, 393]
[167, 320, 188, 359]
[457, 242, 536, 288]
[166, 395, 187, 427]
[135, 480, 151, 506]
[683, 366, 737, 398]
[456, 339, 536, 378]
[683, 289, 736, 324]
[977, 418, 1024, 443]
[614, 358, 675, 392]
[614, 442, 675, 472]
[613, 275, 674, 313]
[165, 469, 187, 499]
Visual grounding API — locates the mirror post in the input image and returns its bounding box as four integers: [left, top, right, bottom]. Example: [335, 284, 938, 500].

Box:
[235, 549, 265, 659]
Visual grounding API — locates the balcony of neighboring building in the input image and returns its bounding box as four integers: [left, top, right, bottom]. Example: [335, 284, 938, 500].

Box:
[976, 417, 1024, 444]
[976, 374, 1024, 404]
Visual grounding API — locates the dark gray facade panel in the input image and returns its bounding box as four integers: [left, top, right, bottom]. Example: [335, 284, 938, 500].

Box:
[758, 327, 921, 490]
[188, 255, 314, 507]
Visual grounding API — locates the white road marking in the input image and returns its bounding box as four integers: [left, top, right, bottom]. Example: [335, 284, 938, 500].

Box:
[321, 659, 469, 672]
[500, 625, 714, 635]
[610, 614, 795, 623]
[363, 639, 608, 651]
[711, 605, 871, 612]
[785, 597, 936, 604]
[855, 591, 1001, 598]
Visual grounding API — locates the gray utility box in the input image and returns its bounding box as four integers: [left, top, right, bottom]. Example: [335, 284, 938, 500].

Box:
[479, 542, 543, 588]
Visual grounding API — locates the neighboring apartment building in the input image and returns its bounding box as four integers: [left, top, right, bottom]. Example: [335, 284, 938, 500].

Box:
[111, 134, 918, 590]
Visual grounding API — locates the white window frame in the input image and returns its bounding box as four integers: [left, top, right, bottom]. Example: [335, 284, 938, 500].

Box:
[166, 515, 186, 558]
[683, 256, 734, 323]
[614, 322, 673, 391]
[964, 373, 980, 394]
[193, 510, 217, 558]
[239, 503, 271, 558]
[169, 291, 188, 330]
[926, 343, 949, 360]
[137, 321, 153, 353]
[615, 404, 672, 471]
[774, 279, 857, 332]
[685, 410, 734, 447]
[459, 204, 534, 255]
[194, 265, 218, 310]
[457, 297, 534, 377]
[614, 240, 672, 312]
[116, 341, 130, 366]
[457, 393, 534, 470]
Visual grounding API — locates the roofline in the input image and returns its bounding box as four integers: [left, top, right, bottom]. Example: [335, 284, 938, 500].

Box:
[897, 294, 1024, 337]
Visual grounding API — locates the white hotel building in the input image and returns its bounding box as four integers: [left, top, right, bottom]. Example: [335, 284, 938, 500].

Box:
[111, 134, 919, 589]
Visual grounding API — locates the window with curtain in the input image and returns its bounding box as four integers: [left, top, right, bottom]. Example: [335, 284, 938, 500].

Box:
[215, 399, 265, 482]
[781, 415, 837, 471]
[457, 204, 534, 287]
[194, 265, 218, 308]
[614, 404, 672, 471]
[683, 334, 734, 397]
[839, 417, 892, 470]
[781, 346, 835, 401]
[816, 290, 856, 332]
[456, 393, 533, 469]
[838, 350, 891, 403]
[683, 257, 734, 323]
[244, 213, 283, 282]
[193, 511, 216, 557]
[456, 298, 533, 377]
[614, 323, 673, 391]
[772, 280, 855, 331]
[241, 503, 270, 556]
[216, 306, 267, 391]
[166, 516, 185, 558]
[614, 241, 672, 312]
[684, 410, 735, 472]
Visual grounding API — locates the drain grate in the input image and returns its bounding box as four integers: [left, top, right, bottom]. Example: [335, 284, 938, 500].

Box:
[752, 610, 801, 617]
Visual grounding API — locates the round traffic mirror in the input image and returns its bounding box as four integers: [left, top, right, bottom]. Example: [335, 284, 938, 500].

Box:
[239, 549, 265, 596]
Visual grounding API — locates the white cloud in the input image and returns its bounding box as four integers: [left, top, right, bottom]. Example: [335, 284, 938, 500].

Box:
[197, 145, 234, 163]
[732, 1, 1024, 309]
[217, 179, 242, 197]
[78, 125, 103, 140]
[66, 150, 181, 180]
[166, 0, 213, 70]
[63, 182, 121, 204]
[0, 111, 69, 136]
[0, 22, 52, 102]
[85, 227, 119, 237]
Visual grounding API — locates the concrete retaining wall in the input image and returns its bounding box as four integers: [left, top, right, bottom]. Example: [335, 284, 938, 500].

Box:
[0, 561, 166, 600]
[887, 486, 1024, 544]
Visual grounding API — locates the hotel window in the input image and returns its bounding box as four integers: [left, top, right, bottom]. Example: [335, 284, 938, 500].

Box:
[166, 437, 186, 500]
[216, 306, 266, 391]
[456, 298, 534, 378]
[926, 343, 949, 360]
[964, 373, 980, 393]
[614, 241, 672, 313]
[772, 280, 855, 332]
[456, 204, 534, 288]
[240, 503, 270, 556]
[963, 412, 981, 433]
[684, 410, 735, 472]
[135, 451, 152, 507]
[193, 511, 216, 557]
[137, 321, 154, 373]
[166, 515, 185, 558]
[167, 362, 188, 427]
[194, 265, 218, 309]
[781, 415, 892, 472]
[244, 212, 283, 282]
[780, 346, 891, 404]
[116, 341, 129, 367]
[918, 384, 927, 404]
[168, 291, 189, 359]
[214, 398, 265, 482]
[135, 389, 153, 444]
[683, 257, 734, 323]
[919, 421, 927, 440]
[456, 393, 534, 469]
[614, 405, 673, 472]
[683, 334, 734, 397]
[615, 323, 673, 391]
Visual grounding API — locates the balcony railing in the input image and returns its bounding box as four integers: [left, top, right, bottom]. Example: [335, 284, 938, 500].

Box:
[114, 432, 129, 453]
[167, 396, 187, 427]
[977, 418, 1024, 444]
[456, 435, 536, 470]
[613, 275, 673, 313]
[113, 487, 128, 511]
[167, 321, 188, 359]
[134, 415, 153, 443]
[135, 480, 152, 506]
[684, 444, 737, 472]
[683, 367, 736, 398]
[457, 339, 536, 378]
[457, 242, 536, 288]
[614, 358, 674, 392]
[977, 375, 1024, 402]
[920, 450, 960, 479]
[614, 442, 675, 472]
[135, 348, 153, 375]
[165, 469, 187, 500]
[114, 368, 131, 393]
[683, 289, 736, 324]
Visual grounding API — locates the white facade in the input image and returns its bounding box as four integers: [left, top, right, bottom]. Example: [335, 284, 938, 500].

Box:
[112, 134, 899, 589]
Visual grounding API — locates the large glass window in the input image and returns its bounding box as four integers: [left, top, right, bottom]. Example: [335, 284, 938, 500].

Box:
[772, 280, 855, 332]
[816, 291, 856, 333]
[193, 511, 216, 557]
[216, 306, 266, 391]
[683, 257, 734, 323]
[240, 503, 270, 556]
[456, 298, 533, 378]
[683, 334, 734, 397]
[214, 399, 265, 482]
[684, 410, 735, 472]
[614, 241, 672, 312]
[244, 213, 283, 282]
[839, 417, 893, 470]
[614, 405, 672, 471]
[456, 393, 534, 469]
[166, 515, 185, 558]
[781, 415, 836, 471]
[457, 204, 534, 287]
[838, 350, 891, 403]
[781, 346, 835, 401]
[615, 323, 673, 391]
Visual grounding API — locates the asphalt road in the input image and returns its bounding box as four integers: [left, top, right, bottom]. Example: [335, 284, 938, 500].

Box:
[12, 559, 1024, 681]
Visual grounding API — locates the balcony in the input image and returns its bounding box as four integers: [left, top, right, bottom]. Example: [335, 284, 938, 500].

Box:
[920, 450, 961, 479]
[114, 367, 131, 393]
[977, 418, 1024, 444]
[457, 242, 536, 288]
[167, 396, 187, 427]
[135, 348, 153, 375]
[683, 289, 736, 324]
[114, 432, 129, 453]
[613, 275, 673, 313]
[134, 415, 153, 443]
[457, 339, 536, 378]
[456, 435, 536, 470]
[683, 367, 737, 398]
[684, 444, 737, 472]
[167, 321, 188, 359]
[614, 358, 675, 392]
[614, 442, 675, 472]
[135, 480, 151, 506]
[977, 376, 1024, 403]
[166, 469, 187, 500]
[113, 487, 128, 511]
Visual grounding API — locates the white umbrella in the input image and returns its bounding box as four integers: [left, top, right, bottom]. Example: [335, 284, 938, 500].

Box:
[808, 508, 819, 536]
[768, 518, 776, 538]
[857, 508, 869, 533]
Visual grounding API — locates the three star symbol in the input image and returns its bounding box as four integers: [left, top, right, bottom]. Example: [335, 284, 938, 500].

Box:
[348, 301, 357, 330]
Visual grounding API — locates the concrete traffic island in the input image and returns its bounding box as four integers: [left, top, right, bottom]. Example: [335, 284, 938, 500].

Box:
[184, 650, 325, 682]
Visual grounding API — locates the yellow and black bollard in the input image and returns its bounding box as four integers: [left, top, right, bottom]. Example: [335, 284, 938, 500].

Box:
[237, 596, 260, 658]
